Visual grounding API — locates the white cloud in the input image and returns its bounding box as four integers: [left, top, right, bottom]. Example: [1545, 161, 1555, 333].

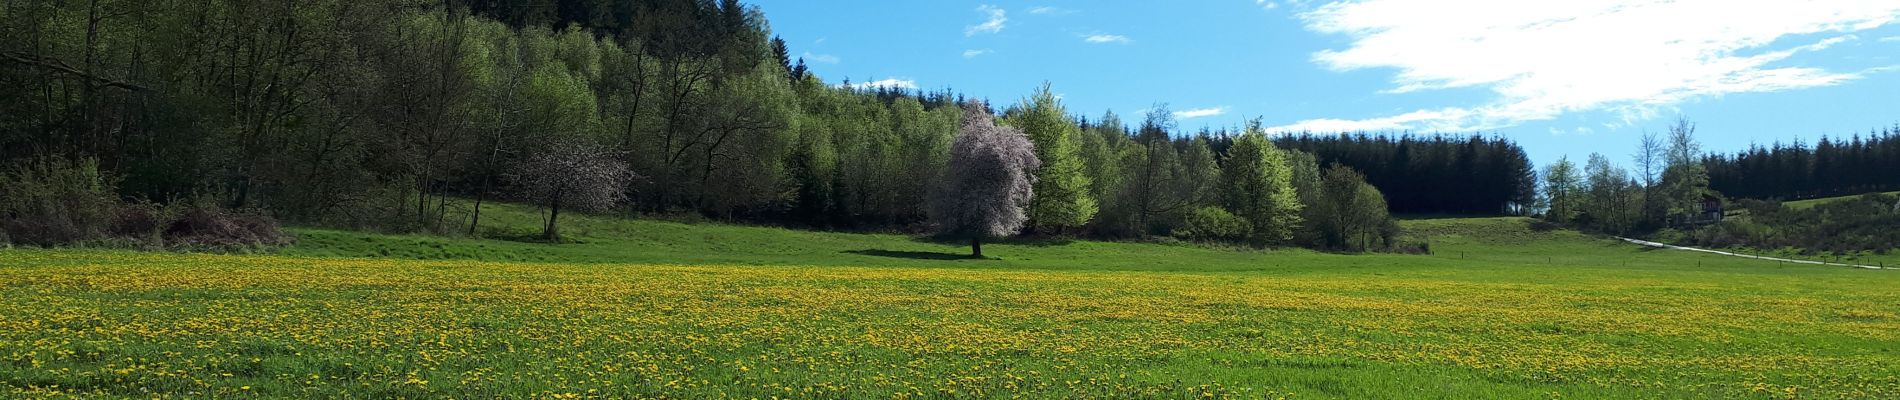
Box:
[1269, 108, 1472, 132]
[962, 49, 993, 58]
[1547, 126, 1597, 136]
[801, 52, 840, 64]
[1257, 0, 1280, 10]
[1271, 0, 1900, 133]
[1084, 34, 1132, 44]
[839, 78, 919, 90]
[966, 5, 1007, 36]
[1881, 35, 1900, 42]
[1028, 6, 1073, 15]
[1175, 107, 1229, 119]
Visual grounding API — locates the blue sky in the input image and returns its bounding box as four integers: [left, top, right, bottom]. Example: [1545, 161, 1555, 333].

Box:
[750, 0, 1900, 168]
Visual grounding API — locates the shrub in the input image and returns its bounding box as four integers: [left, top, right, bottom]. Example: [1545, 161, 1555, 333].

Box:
[0, 156, 120, 246]
[0, 156, 289, 249]
[111, 202, 167, 239]
[1650, 228, 1688, 245]
[163, 205, 292, 249]
[1177, 207, 1251, 242]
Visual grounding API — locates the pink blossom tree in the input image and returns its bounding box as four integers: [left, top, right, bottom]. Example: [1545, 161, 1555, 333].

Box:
[929, 101, 1041, 257]
[512, 141, 639, 241]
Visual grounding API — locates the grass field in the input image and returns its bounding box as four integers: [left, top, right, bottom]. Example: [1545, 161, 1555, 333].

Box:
[1782, 191, 1899, 210]
[3, 204, 1897, 398]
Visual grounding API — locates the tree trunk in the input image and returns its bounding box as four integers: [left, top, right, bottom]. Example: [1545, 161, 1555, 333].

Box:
[544, 201, 562, 242]
[468, 190, 484, 236]
[971, 236, 982, 258]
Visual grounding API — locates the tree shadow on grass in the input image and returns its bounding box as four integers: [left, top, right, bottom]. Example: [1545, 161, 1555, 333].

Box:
[906, 235, 1075, 247]
[844, 249, 987, 260]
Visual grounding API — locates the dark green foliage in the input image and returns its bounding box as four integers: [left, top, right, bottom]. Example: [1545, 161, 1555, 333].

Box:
[1273, 133, 1537, 215]
[1706, 126, 1900, 200]
[1308, 165, 1396, 252]
[0, 0, 1425, 251]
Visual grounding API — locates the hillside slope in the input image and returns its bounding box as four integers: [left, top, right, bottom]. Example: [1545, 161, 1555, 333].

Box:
[1783, 191, 1900, 210]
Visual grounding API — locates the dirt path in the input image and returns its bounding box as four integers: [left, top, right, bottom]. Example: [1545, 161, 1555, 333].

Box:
[1617, 237, 1886, 270]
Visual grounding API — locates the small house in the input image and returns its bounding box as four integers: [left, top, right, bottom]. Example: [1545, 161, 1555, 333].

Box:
[1701, 193, 1724, 220]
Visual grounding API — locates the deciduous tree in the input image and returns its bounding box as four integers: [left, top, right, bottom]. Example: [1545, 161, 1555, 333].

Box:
[1542, 157, 1583, 223]
[930, 101, 1040, 257]
[512, 141, 638, 241]
[1220, 127, 1302, 244]
[1005, 82, 1095, 233]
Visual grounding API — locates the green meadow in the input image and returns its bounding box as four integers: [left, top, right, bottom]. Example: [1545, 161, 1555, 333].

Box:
[3, 204, 1896, 399]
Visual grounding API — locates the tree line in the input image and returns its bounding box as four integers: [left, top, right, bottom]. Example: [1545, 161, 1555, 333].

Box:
[1270, 133, 1537, 215]
[1704, 126, 1900, 201]
[1537, 117, 1715, 235]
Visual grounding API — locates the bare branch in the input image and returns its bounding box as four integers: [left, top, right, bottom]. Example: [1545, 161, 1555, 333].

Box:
[0, 51, 150, 92]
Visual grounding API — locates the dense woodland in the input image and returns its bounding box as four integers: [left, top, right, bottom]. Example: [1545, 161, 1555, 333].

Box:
[1271, 134, 1536, 215]
[1, 0, 1893, 254]
[0, 0, 1416, 251]
[1704, 127, 1900, 200]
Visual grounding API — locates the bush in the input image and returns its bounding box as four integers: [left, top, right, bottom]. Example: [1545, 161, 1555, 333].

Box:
[111, 202, 167, 239]
[1650, 228, 1688, 245]
[0, 156, 120, 246]
[163, 205, 292, 249]
[1176, 207, 1251, 242]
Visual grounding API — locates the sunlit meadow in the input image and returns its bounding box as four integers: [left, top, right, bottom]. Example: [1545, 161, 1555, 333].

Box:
[4, 216, 1898, 399]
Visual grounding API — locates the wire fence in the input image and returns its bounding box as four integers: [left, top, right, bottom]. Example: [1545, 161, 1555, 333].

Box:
[1616, 237, 1887, 270]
